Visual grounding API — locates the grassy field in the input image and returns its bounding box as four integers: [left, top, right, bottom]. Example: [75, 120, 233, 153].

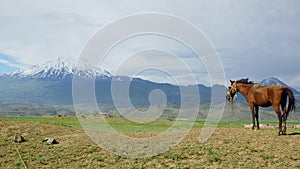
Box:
[1, 116, 300, 168]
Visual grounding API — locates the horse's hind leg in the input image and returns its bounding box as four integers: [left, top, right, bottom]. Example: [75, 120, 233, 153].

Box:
[282, 114, 287, 135]
[277, 113, 282, 135]
[281, 97, 288, 135]
[281, 103, 287, 135]
[273, 105, 282, 135]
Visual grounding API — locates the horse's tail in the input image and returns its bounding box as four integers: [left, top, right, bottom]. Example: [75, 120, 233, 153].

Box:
[286, 88, 296, 116]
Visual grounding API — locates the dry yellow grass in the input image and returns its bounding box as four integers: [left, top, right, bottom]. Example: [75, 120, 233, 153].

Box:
[1, 119, 300, 168]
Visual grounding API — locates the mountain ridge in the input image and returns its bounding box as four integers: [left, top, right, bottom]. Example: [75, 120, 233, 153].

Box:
[0, 59, 299, 120]
[0, 59, 299, 106]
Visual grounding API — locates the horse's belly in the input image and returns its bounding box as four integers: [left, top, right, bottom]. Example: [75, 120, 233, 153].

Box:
[259, 101, 272, 107]
[254, 96, 272, 107]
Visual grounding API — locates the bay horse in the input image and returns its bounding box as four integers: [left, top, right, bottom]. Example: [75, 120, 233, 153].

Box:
[226, 78, 295, 135]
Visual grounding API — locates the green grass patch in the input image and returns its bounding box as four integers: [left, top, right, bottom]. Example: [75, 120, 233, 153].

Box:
[206, 146, 220, 163]
[0, 116, 82, 129]
[1, 116, 300, 133]
[106, 116, 173, 133]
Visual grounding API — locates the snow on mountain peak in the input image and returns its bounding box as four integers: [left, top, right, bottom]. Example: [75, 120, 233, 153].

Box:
[4, 58, 112, 79]
[260, 77, 300, 95]
[260, 77, 287, 86]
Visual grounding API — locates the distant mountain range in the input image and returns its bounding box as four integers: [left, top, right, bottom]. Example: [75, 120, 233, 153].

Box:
[0, 58, 299, 107]
[0, 58, 219, 106]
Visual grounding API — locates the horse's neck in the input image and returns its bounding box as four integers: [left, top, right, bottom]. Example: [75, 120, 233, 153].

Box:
[237, 83, 254, 97]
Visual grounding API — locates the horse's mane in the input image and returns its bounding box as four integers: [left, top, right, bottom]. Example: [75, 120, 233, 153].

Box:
[236, 78, 254, 84]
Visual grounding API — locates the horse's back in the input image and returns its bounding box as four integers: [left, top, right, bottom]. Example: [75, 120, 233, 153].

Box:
[250, 84, 267, 93]
[268, 83, 285, 89]
[247, 83, 287, 106]
[248, 85, 271, 106]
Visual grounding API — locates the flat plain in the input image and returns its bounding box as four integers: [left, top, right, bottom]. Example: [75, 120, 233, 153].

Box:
[1, 116, 300, 168]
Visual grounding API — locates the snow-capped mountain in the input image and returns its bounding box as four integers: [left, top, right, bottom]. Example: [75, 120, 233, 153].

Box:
[260, 77, 300, 96]
[0, 58, 112, 80]
[260, 77, 288, 86]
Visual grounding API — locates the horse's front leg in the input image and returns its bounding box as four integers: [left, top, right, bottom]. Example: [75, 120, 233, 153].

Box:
[250, 104, 255, 130]
[255, 106, 260, 130]
[277, 114, 282, 135]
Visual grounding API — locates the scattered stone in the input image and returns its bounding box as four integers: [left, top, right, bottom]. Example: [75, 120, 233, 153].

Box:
[294, 125, 300, 129]
[13, 134, 25, 143]
[43, 138, 58, 144]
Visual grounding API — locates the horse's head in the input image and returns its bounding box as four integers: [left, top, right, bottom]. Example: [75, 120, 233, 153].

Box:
[226, 80, 238, 104]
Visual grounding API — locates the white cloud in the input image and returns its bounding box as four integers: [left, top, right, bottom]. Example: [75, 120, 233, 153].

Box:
[0, 59, 24, 69]
[0, 0, 299, 87]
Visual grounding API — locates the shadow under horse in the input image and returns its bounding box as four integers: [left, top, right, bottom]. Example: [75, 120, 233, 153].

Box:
[226, 78, 295, 135]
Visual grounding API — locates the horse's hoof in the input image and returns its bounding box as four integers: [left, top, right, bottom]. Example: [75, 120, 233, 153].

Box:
[282, 132, 287, 135]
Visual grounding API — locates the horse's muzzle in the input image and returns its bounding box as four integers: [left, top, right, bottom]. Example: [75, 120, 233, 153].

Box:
[226, 91, 231, 101]
[226, 91, 233, 104]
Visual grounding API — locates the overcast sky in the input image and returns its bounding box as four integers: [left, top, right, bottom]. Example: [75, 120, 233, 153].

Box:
[0, 0, 299, 89]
